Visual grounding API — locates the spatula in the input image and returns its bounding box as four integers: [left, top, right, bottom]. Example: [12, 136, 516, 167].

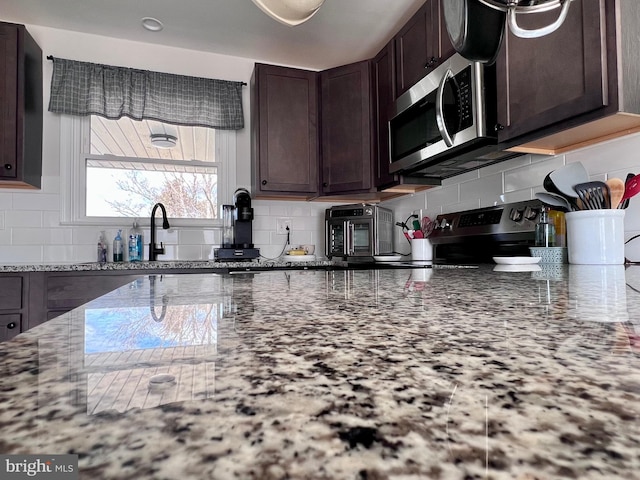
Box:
[620, 173, 635, 209]
[606, 178, 625, 209]
[573, 181, 610, 210]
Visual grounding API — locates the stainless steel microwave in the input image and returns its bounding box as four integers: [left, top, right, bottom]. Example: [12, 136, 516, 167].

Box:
[388, 53, 518, 180]
[325, 204, 394, 259]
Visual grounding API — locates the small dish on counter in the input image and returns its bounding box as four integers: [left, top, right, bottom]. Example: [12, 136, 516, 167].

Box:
[493, 264, 542, 272]
[373, 254, 403, 262]
[493, 256, 541, 265]
[283, 254, 316, 262]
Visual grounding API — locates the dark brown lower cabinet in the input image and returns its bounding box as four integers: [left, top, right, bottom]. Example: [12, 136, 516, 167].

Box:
[27, 272, 143, 330]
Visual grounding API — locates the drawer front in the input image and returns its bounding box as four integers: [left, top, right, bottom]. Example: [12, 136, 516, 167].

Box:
[0, 313, 21, 342]
[46, 274, 140, 310]
[0, 276, 23, 310]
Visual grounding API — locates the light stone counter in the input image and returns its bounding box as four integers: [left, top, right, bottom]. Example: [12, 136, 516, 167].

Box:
[0, 258, 337, 272]
[2, 265, 640, 479]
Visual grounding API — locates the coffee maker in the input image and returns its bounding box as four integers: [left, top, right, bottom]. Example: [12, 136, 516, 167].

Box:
[215, 188, 260, 261]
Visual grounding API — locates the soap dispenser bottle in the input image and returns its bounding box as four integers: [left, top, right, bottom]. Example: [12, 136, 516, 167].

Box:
[535, 207, 556, 247]
[113, 229, 124, 262]
[128, 221, 143, 262]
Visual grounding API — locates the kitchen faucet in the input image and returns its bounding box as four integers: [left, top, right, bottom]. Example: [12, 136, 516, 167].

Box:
[149, 202, 170, 261]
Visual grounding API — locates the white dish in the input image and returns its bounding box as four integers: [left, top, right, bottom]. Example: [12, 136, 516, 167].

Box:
[284, 254, 316, 262]
[493, 256, 541, 265]
[373, 255, 403, 262]
[493, 264, 542, 273]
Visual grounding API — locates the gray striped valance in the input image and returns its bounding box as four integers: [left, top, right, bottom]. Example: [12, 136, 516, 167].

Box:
[48, 57, 244, 130]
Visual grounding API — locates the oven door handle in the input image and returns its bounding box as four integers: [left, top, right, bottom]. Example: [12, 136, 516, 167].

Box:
[435, 68, 454, 147]
[347, 221, 355, 255]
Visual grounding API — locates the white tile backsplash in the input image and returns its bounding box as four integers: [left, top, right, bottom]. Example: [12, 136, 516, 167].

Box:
[5, 211, 43, 228]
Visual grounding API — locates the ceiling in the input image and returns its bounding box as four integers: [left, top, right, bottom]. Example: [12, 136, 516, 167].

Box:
[0, 0, 426, 70]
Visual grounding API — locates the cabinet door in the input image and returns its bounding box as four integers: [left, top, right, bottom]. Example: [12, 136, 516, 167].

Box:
[252, 64, 319, 196]
[320, 61, 372, 195]
[434, 0, 456, 64]
[372, 42, 396, 188]
[0, 275, 23, 310]
[0, 23, 18, 180]
[495, 0, 606, 142]
[394, 2, 434, 97]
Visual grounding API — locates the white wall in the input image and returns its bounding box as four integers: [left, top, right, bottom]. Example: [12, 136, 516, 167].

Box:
[2, 23, 640, 264]
[0, 24, 336, 264]
[384, 132, 640, 262]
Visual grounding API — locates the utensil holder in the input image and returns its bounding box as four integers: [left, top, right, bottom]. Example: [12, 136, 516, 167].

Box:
[565, 210, 625, 264]
[411, 238, 433, 261]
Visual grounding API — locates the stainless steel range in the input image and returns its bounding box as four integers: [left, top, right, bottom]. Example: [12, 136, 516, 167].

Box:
[430, 199, 544, 263]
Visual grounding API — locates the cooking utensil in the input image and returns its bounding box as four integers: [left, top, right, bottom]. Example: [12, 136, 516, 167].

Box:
[549, 162, 590, 198]
[543, 173, 580, 210]
[421, 216, 434, 237]
[573, 181, 611, 210]
[605, 178, 625, 209]
[443, 0, 506, 64]
[619, 173, 635, 209]
[535, 192, 572, 211]
[621, 173, 640, 204]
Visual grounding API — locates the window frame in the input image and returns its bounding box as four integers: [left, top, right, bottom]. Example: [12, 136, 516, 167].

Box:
[59, 115, 236, 227]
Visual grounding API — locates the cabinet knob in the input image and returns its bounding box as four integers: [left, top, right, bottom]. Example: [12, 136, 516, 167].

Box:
[494, 123, 505, 132]
[4, 164, 12, 170]
[323, 182, 328, 188]
[425, 57, 438, 69]
[261, 180, 267, 185]
[7, 322, 16, 329]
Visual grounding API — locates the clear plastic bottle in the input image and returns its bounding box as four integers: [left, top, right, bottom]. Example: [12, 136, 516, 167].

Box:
[535, 207, 556, 247]
[113, 229, 124, 262]
[128, 222, 144, 262]
[97, 231, 108, 263]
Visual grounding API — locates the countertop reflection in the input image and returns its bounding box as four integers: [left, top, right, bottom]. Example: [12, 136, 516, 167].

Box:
[2, 265, 640, 479]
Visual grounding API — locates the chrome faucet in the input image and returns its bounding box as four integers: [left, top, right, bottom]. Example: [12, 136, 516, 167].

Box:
[149, 202, 170, 261]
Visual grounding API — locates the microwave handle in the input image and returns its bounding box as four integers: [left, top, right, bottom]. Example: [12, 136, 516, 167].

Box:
[435, 68, 454, 147]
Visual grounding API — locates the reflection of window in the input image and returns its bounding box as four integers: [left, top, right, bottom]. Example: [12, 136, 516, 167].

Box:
[60, 115, 236, 227]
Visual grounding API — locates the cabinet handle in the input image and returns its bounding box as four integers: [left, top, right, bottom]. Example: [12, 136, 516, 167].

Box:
[261, 180, 267, 185]
[494, 123, 505, 132]
[425, 57, 438, 69]
[7, 322, 16, 329]
[4, 164, 12, 170]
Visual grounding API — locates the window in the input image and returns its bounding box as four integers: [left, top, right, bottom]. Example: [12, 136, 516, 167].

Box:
[60, 115, 236, 227]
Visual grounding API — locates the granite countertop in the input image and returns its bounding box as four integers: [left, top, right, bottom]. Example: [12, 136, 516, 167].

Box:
[0, 257, 337, 272]
[2, 264, 640, 479]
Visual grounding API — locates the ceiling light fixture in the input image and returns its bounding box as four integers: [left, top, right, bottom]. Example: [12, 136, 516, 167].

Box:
[141, 17, 164, 32]
[150, 133, 177, 148]
[251, 0, 325, 26]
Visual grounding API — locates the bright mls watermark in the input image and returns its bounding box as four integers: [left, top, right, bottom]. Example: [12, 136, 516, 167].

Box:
[0, 455, 78, 479]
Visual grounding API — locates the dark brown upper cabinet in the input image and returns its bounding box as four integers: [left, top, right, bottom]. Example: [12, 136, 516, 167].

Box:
[498, 0, 640, 154]
[320, 60, 373, 195]
[495, 0, 606, 144]
[394, 0, 455, 98]
[251, 63, 319, 198]
[372, 41, 396, 188]
[0, 22, 42, 189]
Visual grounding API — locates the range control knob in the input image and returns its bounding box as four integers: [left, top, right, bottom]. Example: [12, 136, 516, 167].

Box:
[524, 206, 539, 221]
[509, 208, 524, 222]
[439, 218, 451, 230]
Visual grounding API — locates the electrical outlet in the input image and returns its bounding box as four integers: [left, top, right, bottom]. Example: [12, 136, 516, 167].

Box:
[276, 217, 292, 235]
